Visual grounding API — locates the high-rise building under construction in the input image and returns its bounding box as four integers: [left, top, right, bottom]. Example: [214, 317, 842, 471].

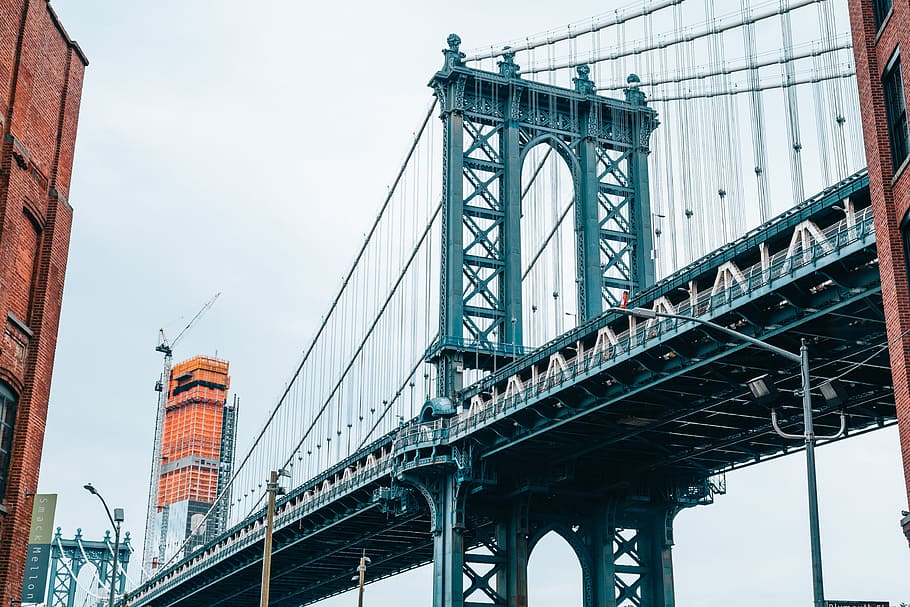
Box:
[143, 356, 238, 572]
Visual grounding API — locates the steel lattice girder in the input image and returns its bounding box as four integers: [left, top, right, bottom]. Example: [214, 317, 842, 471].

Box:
[431, 38, 657, 381]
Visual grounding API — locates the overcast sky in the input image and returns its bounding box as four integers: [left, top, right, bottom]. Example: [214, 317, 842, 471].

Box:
[37, 1, 909, 605]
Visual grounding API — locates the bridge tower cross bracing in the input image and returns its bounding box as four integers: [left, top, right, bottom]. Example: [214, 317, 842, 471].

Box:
[419, 34, 684, 607]
[47, 527, 132, 607]
[428, 34, 658, 398]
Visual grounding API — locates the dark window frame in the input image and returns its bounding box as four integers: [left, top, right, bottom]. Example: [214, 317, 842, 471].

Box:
[872, 0, 893, 31]
[22, 207, 43, 325]
[0, 383, 17, 501]
[883, 50, 910, 171]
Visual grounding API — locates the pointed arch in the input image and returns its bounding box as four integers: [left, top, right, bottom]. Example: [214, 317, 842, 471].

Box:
[520, 134, 583, 179]
[528, 524, 589, 607]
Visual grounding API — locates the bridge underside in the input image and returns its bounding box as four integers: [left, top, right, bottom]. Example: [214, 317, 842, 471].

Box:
[477, 277, 890, 495]
[149, 482, 432, 607]
[468, 187, 892, 494]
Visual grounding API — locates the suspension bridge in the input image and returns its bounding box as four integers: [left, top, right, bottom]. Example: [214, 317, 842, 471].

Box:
[125, 1, 896, 605]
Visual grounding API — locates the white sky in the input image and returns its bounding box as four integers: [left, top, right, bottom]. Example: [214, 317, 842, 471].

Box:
[38, 1, 909, 605]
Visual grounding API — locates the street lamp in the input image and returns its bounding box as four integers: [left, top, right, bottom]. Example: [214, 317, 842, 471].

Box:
[261, 469, 290, 607]
[84, 483, 124, 607]
[613, 306, 845, 607]
[351, 551, 371, 607]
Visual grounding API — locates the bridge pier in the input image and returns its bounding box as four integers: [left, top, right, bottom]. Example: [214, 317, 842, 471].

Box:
[525, 498, 679, 607]
[493, 502, 530, 607]
[578, 502, 677, 607]
[404, 472, 469, 607]
[462, 501, 531, 607]
[407, 464, 685, 607]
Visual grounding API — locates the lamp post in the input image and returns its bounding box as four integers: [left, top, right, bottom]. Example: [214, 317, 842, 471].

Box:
[261, 469, 290, 607]
[613, 307, 845, 607]
[84, 484, 123, 607]
[351, 551, 371, 607]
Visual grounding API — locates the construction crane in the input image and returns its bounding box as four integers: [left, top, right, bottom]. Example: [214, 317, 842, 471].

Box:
[141, 292, 221, 579]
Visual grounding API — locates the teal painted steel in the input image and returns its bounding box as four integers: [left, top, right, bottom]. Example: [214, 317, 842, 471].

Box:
[429, 35, 659, 396]
[124, 119, 889, 607]
[47, 528, 131, 607]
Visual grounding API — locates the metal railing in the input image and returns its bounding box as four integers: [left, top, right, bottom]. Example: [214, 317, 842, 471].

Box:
[449, 205, 876, 438]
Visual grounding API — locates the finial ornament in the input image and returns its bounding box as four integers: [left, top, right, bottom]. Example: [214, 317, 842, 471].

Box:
[624, 73, 646, 105]
[573, 64, 595, 95]
[442, 33, 466, 71]
[447, 34, 461, 51]
[498, 46, 520, 78]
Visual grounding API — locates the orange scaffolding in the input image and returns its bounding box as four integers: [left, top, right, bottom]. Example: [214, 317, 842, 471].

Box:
[157, 356, 231, 506]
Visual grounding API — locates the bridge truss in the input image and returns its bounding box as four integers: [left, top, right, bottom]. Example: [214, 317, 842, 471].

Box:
[46, 528, 131, 607]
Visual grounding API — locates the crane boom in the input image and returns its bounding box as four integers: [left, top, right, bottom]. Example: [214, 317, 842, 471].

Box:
[141, 292, 221, 579]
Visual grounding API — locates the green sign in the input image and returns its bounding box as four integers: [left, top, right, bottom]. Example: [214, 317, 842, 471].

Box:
[27, 494, 57, 543]
[21, 494, 57, 603]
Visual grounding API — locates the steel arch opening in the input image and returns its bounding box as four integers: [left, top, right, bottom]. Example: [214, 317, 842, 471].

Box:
[521, 139, 579, 347]
[528, 530, 584, 606]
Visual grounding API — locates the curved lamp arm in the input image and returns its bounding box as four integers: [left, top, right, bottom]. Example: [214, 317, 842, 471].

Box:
[84, 484, 116, 529]
[772, 408, 847, 441]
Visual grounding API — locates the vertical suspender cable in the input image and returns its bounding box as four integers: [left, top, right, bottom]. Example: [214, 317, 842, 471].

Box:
[780, 0, 806, 204]
[740, 0, 772, 222]
[817, 0, 848, 181]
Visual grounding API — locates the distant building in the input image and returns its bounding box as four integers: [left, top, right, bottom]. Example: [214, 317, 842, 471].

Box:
[145, 356, 238, 570]
[0, 1, 87, 602]
[848, 0, 910, 544]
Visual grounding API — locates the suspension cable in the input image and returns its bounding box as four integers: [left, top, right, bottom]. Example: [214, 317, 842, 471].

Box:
[522, 0, 830, 75]
[595, 40, 851, 91]
[276, 202, 443, 485]
[157, 99, 439, 573]
[648, 68, 855, 102]
[463, 0, 683, 62]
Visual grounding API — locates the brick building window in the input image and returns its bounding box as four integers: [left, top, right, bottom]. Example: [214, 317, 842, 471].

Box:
[873, 0, 892, 30]
[17, 209, 42, 324]
[0, 383, 17, 501]
[884, 52, 909, 171]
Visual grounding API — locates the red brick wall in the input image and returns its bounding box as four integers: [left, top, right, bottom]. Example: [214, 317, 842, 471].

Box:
[0, 0, 86, 601]
[848, 0, 910, 545]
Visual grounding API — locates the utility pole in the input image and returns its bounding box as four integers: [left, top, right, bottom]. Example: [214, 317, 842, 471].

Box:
[353, 551, 370, 607]
[261, 469, 288, 607]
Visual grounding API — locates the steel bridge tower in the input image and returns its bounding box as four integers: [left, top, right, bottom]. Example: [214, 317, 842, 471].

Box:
[419, 35, 690, 607]
[46, 527, 131, 607]
[428, 35, 658, 397]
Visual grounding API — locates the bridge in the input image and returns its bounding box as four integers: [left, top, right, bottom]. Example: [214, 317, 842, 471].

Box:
[126, 3, 896, 606]
[127, 165, 889, 607]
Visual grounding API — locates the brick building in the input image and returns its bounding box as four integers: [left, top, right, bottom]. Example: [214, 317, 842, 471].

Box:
[0, 0, 87, 600]
[848, 0, 910, 544]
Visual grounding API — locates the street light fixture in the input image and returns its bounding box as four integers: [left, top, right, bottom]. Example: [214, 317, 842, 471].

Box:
[612, 306, 846, 607]
[260, 468, 290, 607]
[746, 374, 777, 401]
[351, 551, 371, 607]
[84, 484, 124, 607]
